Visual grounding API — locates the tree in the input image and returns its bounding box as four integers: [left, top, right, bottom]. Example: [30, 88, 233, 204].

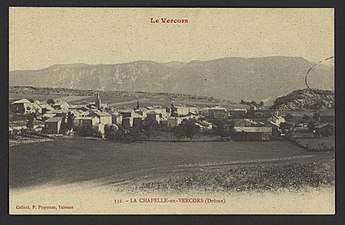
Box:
[279, 122, 292, 134]
[315, 124, 334, 137]
[312, 112, 321, 122]
[302, 114, 310, 122]
[307, 122, 316, 132]
[26, 114, 35, 129]
[79, 126, 94, 136]
[25, 110, 40, 129]
[104, 124, 119, 140]
[284, 114, 294, 122]
[172, 126, 185, 139]
[66, 112, 75, 130]
[128, 127, 142, 142]
[113, 127, 127, 141]
[142, 118, 158, 140]
[213, 119, 227, 137]
[47, 99, 55, 105]
[59, 120, 68, 134]
[181, 119, 199, 140]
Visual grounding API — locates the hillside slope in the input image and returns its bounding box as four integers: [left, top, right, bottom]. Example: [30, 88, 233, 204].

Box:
[10, 56, 333, 101]
[273, 89, 334, 110]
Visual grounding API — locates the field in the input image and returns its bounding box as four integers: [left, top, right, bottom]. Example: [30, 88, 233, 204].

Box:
[116, 158, 334, 194]
[10, 92, 249, 109]
[295, 136, 335, 151]
[9, 86, 251, 108]
[9, 93, 66, 102]
[9, 138, 334, 192]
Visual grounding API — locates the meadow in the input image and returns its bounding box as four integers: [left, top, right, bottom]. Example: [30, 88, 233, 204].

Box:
[294, 136, 335, 151]
[9, 137, 333, 191]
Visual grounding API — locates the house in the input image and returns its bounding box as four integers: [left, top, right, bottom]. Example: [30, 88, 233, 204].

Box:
[233, 126, 272, 141]
[195, 121, 213, 131]
[247, 105, 257, 117]
[319, 110, 335, 124]
[188, 107, 198, 115]
[76, 116, 100, 129]
[94, 112, 112, 125]
[40, 103, 55, 114]
[208, 106, 228, 119]
[268, 113, 286, 127]
[70, 109, 89, 118]
[291, 123, 311, 138]
[132, 112, 144, 127]
[228, 108, 247, 119]
[52, 101, 71, 110]
[315, 123, 334, 137]
[167, 117, 183, 127]
[94, 122, 105, 138]
[111, 112, 123, 125]
[42, 113, 57, 121]
[10, 99, 35, 114]
[135, 108, 148, 117]
[253, 109, 273, 118]
[146, 111, 161, 123]
[173, 105, 198, 116]
[235, 119, 265, 127]
[160, 119, 168, 126]
[235, 119, 253, 127]
[69, 104, 89, 112]
[44, 110, 67, 118]
[44, 117, 64, 134]
[122, 117, 133, 128]
[32, 101, 43, 114]
[118, 109, 134, 118]
[292, 123, 315, 138]
[200, 108, 210, 117]
[33, 124, 44, 133]
[145, 106, 167, 117]
[117, 109, 146, 127]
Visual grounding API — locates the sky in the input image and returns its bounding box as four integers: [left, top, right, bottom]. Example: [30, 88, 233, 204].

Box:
[9, 8, 334, 71]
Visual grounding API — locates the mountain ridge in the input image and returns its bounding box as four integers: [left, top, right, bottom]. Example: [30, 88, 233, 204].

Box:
[9, 56, 333, 101]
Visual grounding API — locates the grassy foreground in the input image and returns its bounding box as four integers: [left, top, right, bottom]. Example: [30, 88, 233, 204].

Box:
[294, 136, 335, 152]
[10, 137, 334, 193]
[113, 157, 335, 194]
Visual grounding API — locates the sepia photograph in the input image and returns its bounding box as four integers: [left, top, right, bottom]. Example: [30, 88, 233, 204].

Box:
[8, 7, 335, 214]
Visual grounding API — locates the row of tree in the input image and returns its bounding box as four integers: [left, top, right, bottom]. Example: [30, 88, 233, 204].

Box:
[240, 100, 264, 108]
[102, 118, 237, 142]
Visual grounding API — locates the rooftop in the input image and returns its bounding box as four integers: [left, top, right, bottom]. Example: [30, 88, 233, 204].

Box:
[12, 98, 31, 104]
[209, 106, 226, 110]
[78, 116, 97, 120]
[229, 108, 247, 112]
[45, 117, 64, 123]
[95, 112, 111, 117]
[234, 127, 272, 133]
[132, 112, 144, 118]
[197, 121, 212, 126]
[53, 101, 70, 106]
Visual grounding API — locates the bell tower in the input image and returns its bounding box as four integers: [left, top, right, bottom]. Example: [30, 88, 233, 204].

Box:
[95, 93, 101, 110]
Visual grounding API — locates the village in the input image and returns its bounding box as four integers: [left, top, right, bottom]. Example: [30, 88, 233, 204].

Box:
[9, 93, 335, 144]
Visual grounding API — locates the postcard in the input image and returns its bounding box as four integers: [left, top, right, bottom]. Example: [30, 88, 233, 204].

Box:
[9, 7, 335, 214]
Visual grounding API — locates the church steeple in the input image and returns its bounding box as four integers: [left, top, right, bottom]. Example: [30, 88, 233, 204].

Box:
[136, 100, 140, 110]
[95, 93, 101, 110]
[171, 101, 177, 117]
